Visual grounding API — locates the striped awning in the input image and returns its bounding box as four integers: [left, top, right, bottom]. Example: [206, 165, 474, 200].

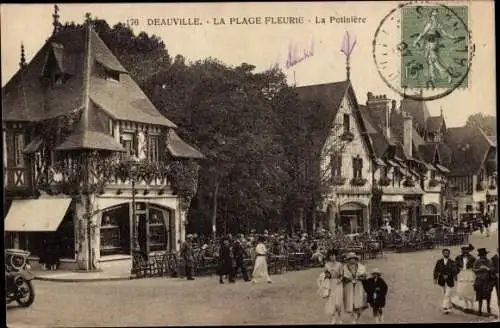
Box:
[374, 158, 386, 166]
[387, 160, 400, 167]
[424, 162, 436, 170]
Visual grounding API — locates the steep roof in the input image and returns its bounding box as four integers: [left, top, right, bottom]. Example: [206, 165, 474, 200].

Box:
[55, 130, 125, 152]
[359, 105, 390, 158]
[2, 26, 176, 128]
[418, 143, 437, 163]
[426, 116, 445, 132]
[400, 98, 431, 129]
[167, 130, 204, 159]
[445, 126, 494, 174]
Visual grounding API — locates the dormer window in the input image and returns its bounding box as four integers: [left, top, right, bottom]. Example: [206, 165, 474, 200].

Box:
[105, 69, 120, 82]
[343, 114, 350, 132]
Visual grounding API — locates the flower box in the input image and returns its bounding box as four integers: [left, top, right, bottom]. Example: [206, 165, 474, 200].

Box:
[351, 177, 367, 186]
[340, 131, 354, 142]
[331, 176, 347, 185]
[488, 184, 497, 190]
[378, 177, 391, 186]
[403, 179, 415, 187]
[428, 179, 440, 188]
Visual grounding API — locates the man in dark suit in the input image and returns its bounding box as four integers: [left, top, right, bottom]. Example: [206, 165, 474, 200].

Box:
[232, 235, 250, 282]
[433, 248, 458, 313]
[180, 234, 195, 280]
[218, 236, 234, 284]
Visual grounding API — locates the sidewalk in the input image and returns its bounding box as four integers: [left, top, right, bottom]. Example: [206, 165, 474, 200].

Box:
[33, 269, 132, 282]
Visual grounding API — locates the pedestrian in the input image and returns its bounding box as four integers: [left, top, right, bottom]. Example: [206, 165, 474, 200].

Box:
[490, 248, 499, 309]
[251, 235, 272, 284]
[232, 235, 250, 282]
[433, 248, 458, 314]
[323, 249, 344, 324]
[483, 213, 491, 237]
[363, 268, 388, 324]
[180, 234, 195, 280]
[341, 252, 368, 324]
[455, 244, 476, 311]
[472, 248, 494, 315]
[218, 236, 234, 284]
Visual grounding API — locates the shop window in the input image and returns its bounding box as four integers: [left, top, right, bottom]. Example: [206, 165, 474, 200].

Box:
[100, 205, 130, 256]
[148, 206, 169, 252]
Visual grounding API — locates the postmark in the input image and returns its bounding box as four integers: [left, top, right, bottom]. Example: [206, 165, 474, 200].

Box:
[372, 2, 475, 101]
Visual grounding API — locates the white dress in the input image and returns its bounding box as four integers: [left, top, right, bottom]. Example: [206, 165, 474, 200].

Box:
[252, 243, 272, 283]
[342, 263, 368, 313]
[456, 257, 476, 302]
[325, 261, 344, 315]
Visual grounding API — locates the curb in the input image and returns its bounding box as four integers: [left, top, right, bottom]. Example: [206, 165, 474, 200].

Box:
[34, 275, 133, 283]
[451, 300, 499, 319]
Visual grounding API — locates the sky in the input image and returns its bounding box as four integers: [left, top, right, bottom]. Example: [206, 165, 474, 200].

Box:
[1, 2, 496, 127]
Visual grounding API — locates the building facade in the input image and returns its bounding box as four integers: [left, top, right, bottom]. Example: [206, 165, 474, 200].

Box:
[296, 81, 374, 234]
[3, 23, 203, 272]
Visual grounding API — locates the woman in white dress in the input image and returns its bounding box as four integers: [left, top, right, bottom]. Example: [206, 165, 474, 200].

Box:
[252, 236, 272, 284]
[342, 252, 368, 324]
[324, 249, 344, 324]
[455, 245, 476, 310]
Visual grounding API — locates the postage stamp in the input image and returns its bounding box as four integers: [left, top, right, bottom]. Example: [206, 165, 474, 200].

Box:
[372, 2, 474, 101]
[401, 5, 469, 89]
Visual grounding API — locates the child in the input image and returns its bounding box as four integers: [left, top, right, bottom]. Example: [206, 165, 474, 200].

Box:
[363, 268, 388, 323]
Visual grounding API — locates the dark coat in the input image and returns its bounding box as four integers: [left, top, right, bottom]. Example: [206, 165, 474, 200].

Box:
[218, 244, 233, 275]
[473, 257, 495, 300]
[232, 241, 246, 263]
[363, 277, 388, 308]
[455, 254, 476, 274]
[433, 258, 458, 288]
[180, 242, 194, 266]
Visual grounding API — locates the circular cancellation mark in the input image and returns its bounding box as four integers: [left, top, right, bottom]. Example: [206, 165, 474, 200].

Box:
[372, 2, 475, 101]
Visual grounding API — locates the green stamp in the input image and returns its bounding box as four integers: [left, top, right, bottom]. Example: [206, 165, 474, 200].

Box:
[401, 5, 469, 89]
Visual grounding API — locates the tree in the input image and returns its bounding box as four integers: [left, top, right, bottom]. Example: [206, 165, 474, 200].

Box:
[465, 113, 496, 136]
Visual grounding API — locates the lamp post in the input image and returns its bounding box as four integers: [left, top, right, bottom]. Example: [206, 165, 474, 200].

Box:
[129, 155, 140, 251]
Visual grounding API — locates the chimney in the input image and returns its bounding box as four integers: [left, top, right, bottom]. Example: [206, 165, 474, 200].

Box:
[366, 93, 391, 139]
[403, 112, 413, 158]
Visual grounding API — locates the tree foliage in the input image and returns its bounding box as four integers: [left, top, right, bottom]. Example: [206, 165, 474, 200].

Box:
[465, 113, 496, 136]
[68, 15, 341, 236]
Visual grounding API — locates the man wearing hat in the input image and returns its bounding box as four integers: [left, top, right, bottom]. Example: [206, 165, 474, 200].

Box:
[180, 234, 195, 280]
[218, 236, 235, 284]
[491, 248, 499, 309]
[455, 244, 476, 310]
[341, 252, 368, 323]
[472, 248, 494, 315]
[232, 235, 250, 282]
[433, 248, 458, 313]
[363, 268, 389, 323]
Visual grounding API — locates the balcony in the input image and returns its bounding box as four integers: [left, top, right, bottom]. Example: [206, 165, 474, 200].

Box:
[34, 158, 172, 196]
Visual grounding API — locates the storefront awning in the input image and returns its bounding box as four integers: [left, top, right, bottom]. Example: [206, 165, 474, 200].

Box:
[4, 198, 72, 232]
[381, 195, 404, 202]
[387, 160, 400, 168]
[374, 158, 386, 166]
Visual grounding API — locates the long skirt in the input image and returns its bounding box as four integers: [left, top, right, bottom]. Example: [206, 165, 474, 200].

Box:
[456, 269, 476, 302]
[252, 256, 272, 283]
[344, 282, 367, 313]
[326, 279, 344, 315]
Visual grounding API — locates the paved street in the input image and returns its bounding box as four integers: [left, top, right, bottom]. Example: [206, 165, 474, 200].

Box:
[7, 233, 498, 326]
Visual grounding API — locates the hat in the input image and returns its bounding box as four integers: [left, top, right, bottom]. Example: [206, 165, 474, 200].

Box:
[461, 244, 474, 252]
[372, 268, 382, 275]
[477, 248, 489, 256]
[186, 234, 193, 239]
[344, 252, 359, 261]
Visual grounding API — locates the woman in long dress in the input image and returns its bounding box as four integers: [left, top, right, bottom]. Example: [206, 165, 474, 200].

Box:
[455, 245, 476, 310]
[342, 252, 368, 324]
[324, 249, 344, 324]
[251, 236, 272, 284]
